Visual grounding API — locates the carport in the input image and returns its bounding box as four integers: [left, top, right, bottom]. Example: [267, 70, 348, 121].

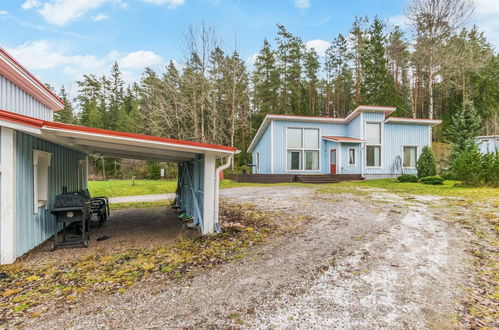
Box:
[0, 110, 237, 239]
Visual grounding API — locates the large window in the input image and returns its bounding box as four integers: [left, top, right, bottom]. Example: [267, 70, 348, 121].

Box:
[287, 128, 319, 171]
[366, 123, 381, 167]
[33, 150, 52, 213]
[403, 146, 417, 168]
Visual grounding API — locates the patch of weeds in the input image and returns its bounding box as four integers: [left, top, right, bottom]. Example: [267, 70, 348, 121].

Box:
[0, 203, 278, 327]
[109, 200, 170, 210]
[445, 200, 499, 328]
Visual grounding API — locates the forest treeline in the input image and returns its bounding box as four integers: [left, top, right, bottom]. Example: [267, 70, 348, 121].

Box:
[53, 0, 499, 175]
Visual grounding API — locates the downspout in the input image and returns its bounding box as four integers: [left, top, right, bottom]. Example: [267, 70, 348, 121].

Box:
[214, 155, 232, 233]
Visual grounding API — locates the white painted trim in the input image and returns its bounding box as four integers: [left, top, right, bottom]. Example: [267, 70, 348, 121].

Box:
[0, 120, 41, 135]
[285, 126, 321, 172]
[202, 152, 216, 234]
[348, 148, 357, 166]
[402, 145, 419, 169]
[42, 127, 235, 156]
[1, 127, 16, 264]
[270, 120, 274, 174]
[0, 51, 64, 109]
[338, 142, 342, 174]
[32, 150, 52, 214]
[428, 126, 432, 148]
[385, 117, 442, 125]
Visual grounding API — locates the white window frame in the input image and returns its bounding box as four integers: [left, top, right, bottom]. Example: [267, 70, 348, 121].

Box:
[402, 145, 418, 169]
[348, 148, 356, 166]
[255, 152, 260, 173]
[285, 127, 321, 172]
[365, 122, 383, 168]
[33, 150, 52, 214]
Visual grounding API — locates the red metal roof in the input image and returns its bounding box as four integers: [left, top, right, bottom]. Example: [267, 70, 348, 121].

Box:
[0, 48, 64, 111]
[322, 136, 366, 143]
[0, 109, 237, 153]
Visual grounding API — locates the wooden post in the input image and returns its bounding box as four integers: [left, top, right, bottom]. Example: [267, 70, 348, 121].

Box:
[1, 127, 16, 264]
[202, 152, 216, 234]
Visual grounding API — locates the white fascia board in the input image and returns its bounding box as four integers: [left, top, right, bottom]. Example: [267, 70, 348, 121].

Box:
[0, 120, 42, 135]
[41, 127, 235, 156]
[247, 117, 272, 153]
[384, 118, 442, 126]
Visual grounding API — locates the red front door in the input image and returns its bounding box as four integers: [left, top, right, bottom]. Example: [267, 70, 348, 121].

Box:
[330, 149, 337, 174]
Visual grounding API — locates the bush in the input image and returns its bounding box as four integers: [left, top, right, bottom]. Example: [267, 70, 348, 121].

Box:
[397, 174, 418, 183]
[417, 146, 437, 178]
[480, 152, 499, 187]
[452, 147, 482, 186]
[147, 161, 161, 180]
[419, 175, 444, 185]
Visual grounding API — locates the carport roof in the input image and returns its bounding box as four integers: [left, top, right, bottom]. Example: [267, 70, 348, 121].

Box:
[0, 109, 237, 162]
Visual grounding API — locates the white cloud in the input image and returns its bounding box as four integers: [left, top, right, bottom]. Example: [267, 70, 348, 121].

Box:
[119, 50, 164, 69]
[141, 0, 185, 9]
[92, 13, 109, 21]
[294, 0, 310, 9]
[38, 0, 116, 26]
[305, 39, 331, 57]
[21, 0, 41, 10]
[6, 40, 164, 86]
[0, 10, 7, 15]
[246, 53, 259, 66]
[388, 14, 409, 28]
[474, 0, 499, 16]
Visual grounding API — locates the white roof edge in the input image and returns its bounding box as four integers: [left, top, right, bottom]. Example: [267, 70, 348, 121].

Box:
[41, 127, 236, 156]
[475, 135, 499, 138]
[385, 118, 442, 126]
[0, 51, 64, 110]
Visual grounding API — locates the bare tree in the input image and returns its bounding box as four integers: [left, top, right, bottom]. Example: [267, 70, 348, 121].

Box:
[407, 0, 474, 119]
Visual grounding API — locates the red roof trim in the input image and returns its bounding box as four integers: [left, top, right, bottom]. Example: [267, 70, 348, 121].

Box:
[323, 136, 366, 142]
[0, 48, 64, 111]
[268, 114, 345, 120]
[0, 110, 237, 153]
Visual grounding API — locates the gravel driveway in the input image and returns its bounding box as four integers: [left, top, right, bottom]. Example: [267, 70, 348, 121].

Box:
[26, 186, 469, 329]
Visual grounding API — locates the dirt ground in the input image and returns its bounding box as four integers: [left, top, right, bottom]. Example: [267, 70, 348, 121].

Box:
[22, 185, 471, 329]
[19, 207, 191, 267]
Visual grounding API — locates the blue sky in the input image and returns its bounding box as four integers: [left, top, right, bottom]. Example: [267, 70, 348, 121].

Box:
[1, 0, 498, 94]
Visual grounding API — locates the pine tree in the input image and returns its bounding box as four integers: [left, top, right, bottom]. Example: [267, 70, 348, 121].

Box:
[416, 146, 437, 178]
[54, 86, 75, 124]
[360, 17, 397, 106]
[302, 48, 320, 115]
[445, 101, 482, 157]
[252, 39, 280, 127]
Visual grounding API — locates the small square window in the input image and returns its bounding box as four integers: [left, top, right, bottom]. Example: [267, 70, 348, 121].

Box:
[366, 146, 381, 167]
[287, 151, 302, 170]
[403, 147, 417, 168]
[348, 149, 356, 166]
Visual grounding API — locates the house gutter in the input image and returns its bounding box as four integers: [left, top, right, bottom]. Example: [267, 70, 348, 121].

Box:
[214, 155, 232, 233]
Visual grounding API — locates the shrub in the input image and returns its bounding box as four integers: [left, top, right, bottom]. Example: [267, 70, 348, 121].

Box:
[419, 175, 444, 185]
[480, 152, 499, 187]
[147, 162, 161, 180]
[397, 174, 418, 183]
[417, 146, 437, 178]
[452, 147, 482, 186]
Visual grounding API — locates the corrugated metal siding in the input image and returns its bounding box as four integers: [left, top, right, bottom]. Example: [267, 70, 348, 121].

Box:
[178, 155, 204, 226]
[363, 112, 385, 122]
[273, 120, 347, 174]
[0, 75, 53, 121]
[347, 115, 362, 139]
[476, 136, 499, 154]
[340, 143, 361, 174]
[252, 123, 272, 174]
[363, 123, 429, 175]
[15, 132, 86, 257]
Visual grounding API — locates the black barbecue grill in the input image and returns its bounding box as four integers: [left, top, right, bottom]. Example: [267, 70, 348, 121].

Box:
[50, 189, 109, 250]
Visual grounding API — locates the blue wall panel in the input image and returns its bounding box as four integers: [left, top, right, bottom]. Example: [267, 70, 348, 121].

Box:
[15, 132, 86, 257]
[252, 122, 272, 174]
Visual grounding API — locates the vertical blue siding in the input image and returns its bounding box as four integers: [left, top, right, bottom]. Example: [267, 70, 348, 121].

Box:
[362, 123, 429, 176]
[15, 132, 86, 257]
[363, 112, 385, 122]
[347, 115, 362, 139]
[252, 122, 272, 174]
[272, 120, 347, 174]
[0, 75, 53, 121]
[475, 136, 499, 154]
[178, 155, 204, 226]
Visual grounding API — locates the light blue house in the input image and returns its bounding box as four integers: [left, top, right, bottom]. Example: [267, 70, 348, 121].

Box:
[248, 106, 441, 179]
[0, 48, 235, 264]
[475, 135, 499, 154]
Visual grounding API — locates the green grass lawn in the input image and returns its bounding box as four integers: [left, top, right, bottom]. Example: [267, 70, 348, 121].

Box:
[89, 178, 498, 201]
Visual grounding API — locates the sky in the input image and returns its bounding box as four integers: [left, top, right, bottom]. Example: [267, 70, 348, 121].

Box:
[1, 0, 498, 95]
